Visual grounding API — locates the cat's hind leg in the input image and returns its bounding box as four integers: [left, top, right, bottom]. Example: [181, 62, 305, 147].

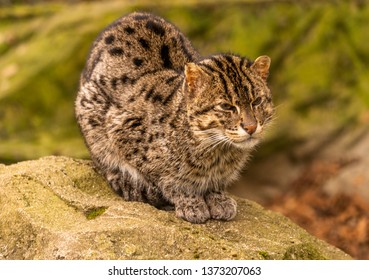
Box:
[105, 167, 168, 208]
[106, 167, 145, 201]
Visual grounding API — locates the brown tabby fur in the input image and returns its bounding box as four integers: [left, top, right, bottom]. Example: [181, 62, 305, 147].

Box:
[75, 12, 274, 223]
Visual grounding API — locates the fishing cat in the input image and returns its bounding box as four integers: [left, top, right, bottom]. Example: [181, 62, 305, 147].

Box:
[75, 12, 274, 223]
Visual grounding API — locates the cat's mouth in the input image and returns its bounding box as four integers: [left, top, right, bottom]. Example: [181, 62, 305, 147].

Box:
[193, 127, 261, 149]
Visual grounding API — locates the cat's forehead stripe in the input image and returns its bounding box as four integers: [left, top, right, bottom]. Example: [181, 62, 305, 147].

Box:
[203, 55, 259, 104]
[221, 55, 252, 102]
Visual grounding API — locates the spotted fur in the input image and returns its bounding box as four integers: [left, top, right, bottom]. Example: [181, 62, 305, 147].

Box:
[75, 12, 274, 223]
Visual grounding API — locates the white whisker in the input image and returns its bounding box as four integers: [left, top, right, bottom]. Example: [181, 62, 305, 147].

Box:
[193, 129, 231, 154]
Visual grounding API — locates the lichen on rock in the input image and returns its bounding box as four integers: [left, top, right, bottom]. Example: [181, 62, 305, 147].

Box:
[0, 156, 351, 260]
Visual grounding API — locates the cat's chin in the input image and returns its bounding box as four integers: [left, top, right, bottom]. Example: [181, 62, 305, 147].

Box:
[231, 137, 260, 149]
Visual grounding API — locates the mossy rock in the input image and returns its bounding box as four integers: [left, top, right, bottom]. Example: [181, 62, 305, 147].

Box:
[0, 156, 350, 260]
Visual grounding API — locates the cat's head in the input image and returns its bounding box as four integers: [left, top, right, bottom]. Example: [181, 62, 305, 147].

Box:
[184, 54, 274, 150]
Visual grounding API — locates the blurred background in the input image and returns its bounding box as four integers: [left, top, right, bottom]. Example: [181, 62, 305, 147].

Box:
[1, 0, 369, 258]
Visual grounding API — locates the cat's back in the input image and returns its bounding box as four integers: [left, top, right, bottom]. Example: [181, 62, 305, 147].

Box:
[81, 12, 200, 84]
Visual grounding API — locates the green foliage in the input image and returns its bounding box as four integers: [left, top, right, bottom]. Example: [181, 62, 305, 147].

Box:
[1, 0, 368, 163]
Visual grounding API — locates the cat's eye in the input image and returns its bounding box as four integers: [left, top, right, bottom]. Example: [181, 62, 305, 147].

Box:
[252, 97, 263, 106]
[219, 103, 237, 112]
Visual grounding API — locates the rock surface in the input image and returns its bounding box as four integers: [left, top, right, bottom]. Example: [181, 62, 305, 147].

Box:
[0, 156, 350, 260]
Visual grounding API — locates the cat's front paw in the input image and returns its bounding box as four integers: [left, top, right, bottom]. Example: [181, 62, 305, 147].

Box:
[175, 197, 210, 224]
[205, 192, 237, 221]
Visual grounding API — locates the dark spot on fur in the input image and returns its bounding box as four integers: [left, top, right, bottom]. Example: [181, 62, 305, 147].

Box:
[160, 44, 172, 69]
[121, 75, 130, 84]
[130, 122, 142, 129]
[133, 57, 143, 67]
[138, 38, 150, 50]
[117, 136, 129, 145]
[88, 118, 100, 128]
[145, 87, 154, 100]
[102, 97, 112, 111]
[169, 121, 177, 129]
[139, 128, 146, 135]
[120, 74, 137, 85]
[104, 35, 115, 44]
[99, 76, 106, 86]
[139, 84, 147, 95]
[145, 20, 165, 36]
[163, 79, 181, 105]
[111, 78, 118, 89]
[124, 26, 135, 34]
[109, 47, 124, 56]
[90, 93, 98, 103]
[141, 155, 148, 161]
[165, 75, 179, 84]
[159, 114, 169, 123]
[194, 105, 214, 116]
[79, 96, 89, 107]
[123, 117, 143, 129]
[148, 135, 154, 143]
[152, 94, 163, 103]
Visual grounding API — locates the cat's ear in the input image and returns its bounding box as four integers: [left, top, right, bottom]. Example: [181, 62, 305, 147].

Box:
[184, 63, 209, 97]
[251, 55, 271, 81]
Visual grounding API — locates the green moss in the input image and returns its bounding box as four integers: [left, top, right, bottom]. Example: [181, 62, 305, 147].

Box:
[193, 253, 200, 259]
[85, 207, 107, 220]
[283, 243, 327, 260]
[258, 250, 271, 260]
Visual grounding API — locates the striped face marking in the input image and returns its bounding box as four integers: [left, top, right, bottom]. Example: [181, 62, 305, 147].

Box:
[186, 54, 274, 149]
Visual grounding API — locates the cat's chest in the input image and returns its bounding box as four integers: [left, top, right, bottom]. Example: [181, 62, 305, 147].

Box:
[184, 148, 247, 182]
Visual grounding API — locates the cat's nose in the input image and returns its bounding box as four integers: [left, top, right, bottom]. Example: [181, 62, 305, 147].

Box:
[242, 123, 257, 135]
